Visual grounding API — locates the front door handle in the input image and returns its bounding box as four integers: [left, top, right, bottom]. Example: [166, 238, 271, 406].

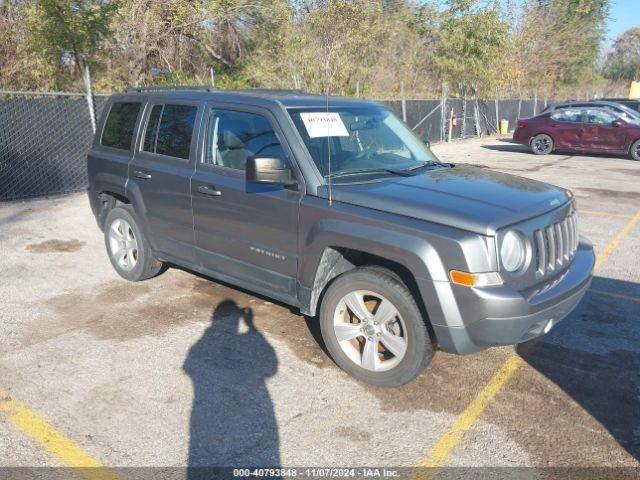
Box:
[133, 170, 152, 180]
[198, 185, 222, 197]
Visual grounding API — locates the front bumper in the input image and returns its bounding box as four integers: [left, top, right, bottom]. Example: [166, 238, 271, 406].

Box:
[425, 238, 595, 355]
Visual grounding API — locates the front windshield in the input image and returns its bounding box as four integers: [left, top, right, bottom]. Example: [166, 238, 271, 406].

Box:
[288, 106, 441, 180]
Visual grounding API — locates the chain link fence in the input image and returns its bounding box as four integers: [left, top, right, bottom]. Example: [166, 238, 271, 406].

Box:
[0, 90, 542, 202]
[0, 92, 107, 202]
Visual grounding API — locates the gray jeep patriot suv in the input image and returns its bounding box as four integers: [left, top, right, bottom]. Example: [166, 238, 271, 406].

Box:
[88, 87, 595, 387]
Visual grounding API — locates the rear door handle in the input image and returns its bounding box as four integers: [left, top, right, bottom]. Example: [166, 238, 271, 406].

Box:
[197, 185, 222, 197]
[133, 170, 152, 180]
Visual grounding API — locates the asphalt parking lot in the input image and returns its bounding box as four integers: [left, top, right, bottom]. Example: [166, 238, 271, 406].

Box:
[1, 137, 639, 476]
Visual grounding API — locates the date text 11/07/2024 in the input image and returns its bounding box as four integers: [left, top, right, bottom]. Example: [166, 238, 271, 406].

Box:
[232, 468, 402, 478]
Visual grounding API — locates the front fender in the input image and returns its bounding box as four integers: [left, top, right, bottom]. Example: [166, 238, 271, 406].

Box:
[298, 217, 452, 318]
[302, 218, 449, 285]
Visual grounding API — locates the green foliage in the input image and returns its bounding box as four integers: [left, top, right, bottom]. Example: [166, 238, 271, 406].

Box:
[26, 0, 116, 74]
[0, 0, 624, 97]
[432, 0, 509, 95]
[604, 28, 640, 81]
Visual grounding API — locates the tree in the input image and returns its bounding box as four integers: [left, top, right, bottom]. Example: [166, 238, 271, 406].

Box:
[432, 0, 510, 96]
[604, 28, 640, 81]
[25, 0, 116, 86]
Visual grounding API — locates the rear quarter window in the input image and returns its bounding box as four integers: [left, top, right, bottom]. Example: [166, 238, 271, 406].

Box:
[101, 102, 141, 150]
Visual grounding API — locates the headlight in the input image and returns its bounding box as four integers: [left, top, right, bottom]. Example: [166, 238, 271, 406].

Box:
[500, 230, 526, 272]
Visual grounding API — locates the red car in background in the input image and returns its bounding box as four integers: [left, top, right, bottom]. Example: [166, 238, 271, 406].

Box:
[513, 107, 640, 161]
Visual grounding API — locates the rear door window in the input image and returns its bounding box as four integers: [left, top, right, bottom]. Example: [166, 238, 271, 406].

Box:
[142, 104, 197, 160]
[143, 105, 163, 152]
[101, 102, 141, 150]
[550, 109, 583, 123]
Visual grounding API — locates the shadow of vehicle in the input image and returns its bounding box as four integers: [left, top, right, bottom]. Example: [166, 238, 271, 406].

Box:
[516, 276, 640, 461]
[183, 300, 280, 478]
[481, 143, 533, 153]
[482, 140, 636, 161]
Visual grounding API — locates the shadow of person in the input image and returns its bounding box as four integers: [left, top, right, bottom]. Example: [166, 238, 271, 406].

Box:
[184, 300, 280, 478]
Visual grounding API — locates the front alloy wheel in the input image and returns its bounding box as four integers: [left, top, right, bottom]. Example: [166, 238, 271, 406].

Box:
[631, 139, 640, 161]
[319, 267, 434, 387]
[333, 290, 408, 372]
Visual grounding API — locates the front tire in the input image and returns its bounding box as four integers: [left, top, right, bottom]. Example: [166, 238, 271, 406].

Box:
[531, 134, 554, 155]
[104, 206, 164, 281]
[630, 139, 640, 161]
[319, 267, 434, 387]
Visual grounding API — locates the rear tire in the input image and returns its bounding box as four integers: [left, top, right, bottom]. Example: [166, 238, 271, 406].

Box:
[319, 267, 434, 387]
[530, 134, 554, 155]
[630, 139, 640, 161]
[104, 206, 164, 281]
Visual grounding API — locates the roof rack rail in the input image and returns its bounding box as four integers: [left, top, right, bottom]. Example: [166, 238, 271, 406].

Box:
[124, 85, 214, 93]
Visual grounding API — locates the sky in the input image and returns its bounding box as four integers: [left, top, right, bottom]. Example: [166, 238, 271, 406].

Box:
[606, 0, 640, 45]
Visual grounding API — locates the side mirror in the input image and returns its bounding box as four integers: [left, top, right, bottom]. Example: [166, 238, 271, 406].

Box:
[246, 157, 295, 186]
[612, 119, 624, 128]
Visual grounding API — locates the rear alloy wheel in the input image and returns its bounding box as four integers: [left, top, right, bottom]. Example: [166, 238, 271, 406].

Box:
[319, 267, 434, 387]
[630, 139, 640, 161]
[531, 134, 554, 155]
[104, 206, 165, 281]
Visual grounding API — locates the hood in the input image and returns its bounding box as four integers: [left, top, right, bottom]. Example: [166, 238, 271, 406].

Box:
[324, 165, 571, 235]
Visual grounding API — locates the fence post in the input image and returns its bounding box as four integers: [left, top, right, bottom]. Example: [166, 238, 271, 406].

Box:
[292, 74, 301, 90]
[400, 81, 407, 123]
[440, 83, 447, 143]
[494, 94, 499, 133]
[461, 85, 467, 139]
[473, 96, 481, 138]
[210, 67, 215, 88]
[83, 58, 96, 134]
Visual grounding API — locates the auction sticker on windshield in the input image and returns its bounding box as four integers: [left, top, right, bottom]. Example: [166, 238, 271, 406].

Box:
[300, 112, 349, 138]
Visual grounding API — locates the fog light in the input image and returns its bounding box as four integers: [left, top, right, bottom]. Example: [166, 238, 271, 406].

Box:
[543, 319, 554, 334]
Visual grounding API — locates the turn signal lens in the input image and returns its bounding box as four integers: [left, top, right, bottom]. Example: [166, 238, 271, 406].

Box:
[450, 270, 503, 287]
[517, 121, 527, 128]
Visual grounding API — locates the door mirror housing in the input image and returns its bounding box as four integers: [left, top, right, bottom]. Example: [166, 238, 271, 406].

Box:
[612, 119, 625, 128]
[246, 157, 295, 186]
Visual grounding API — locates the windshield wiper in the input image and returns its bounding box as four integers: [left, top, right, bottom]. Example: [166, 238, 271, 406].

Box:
[326, 167, 413, 179]
[403, 161, 446, 172]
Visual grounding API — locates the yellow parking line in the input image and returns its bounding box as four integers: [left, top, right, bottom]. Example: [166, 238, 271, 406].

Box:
[594, 210, 640, 271]
[580, 209, 634, 219]
[414, 208, 640, 473]
[0, 389, 119, 480]
[415, 356, 523, 473]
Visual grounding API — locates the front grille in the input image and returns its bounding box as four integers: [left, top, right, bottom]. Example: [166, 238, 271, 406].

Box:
[533, 211, 578, 277]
